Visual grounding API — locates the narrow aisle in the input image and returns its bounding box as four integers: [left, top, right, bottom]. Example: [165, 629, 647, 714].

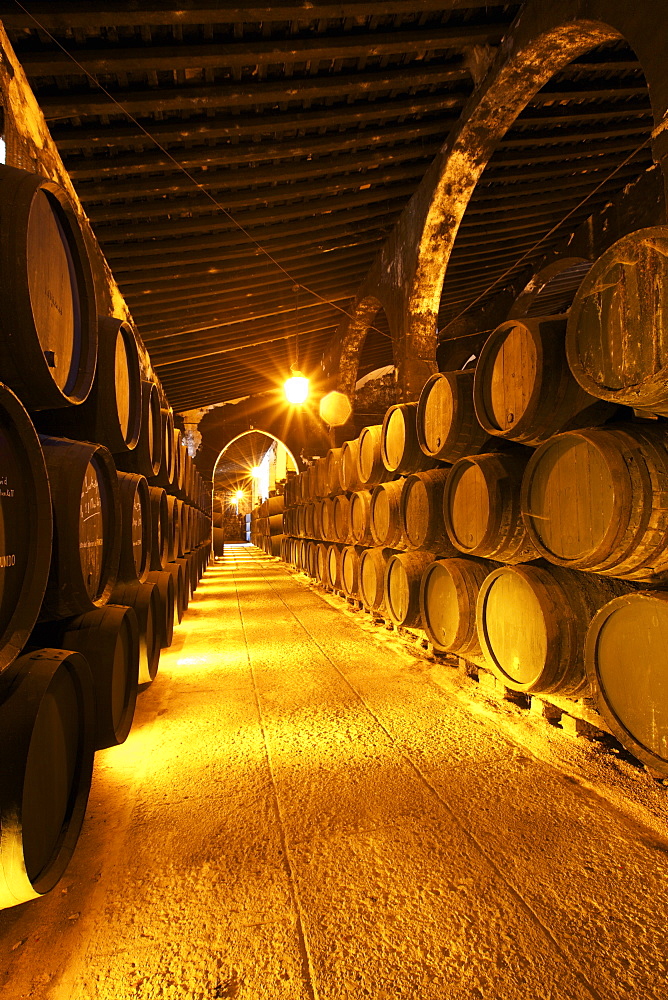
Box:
[0, 545, 667, 1000]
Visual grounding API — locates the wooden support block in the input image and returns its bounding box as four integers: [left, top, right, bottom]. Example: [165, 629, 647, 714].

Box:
[560, 714, 602, 739]
[530, 697, 563, 724]
[478, 670, 499, 696]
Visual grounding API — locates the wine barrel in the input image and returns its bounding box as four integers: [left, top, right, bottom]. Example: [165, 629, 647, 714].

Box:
[417, 370, 491, 462]
[585, 590, 668, 773]
[315, 542, 329, 584]
[359, 546, 396, 612]
[332, 493, 352, 544]
[116, 380, 162, 479]
[319, 498, 336, 541]
[171, 428, 185, 497]
[108, 579, 161, 685]
[0, 384, 52, 670]
[0, 165, 97, 411]
[400, 469, 456, 555]
[0, 648, 94, 908]
[473, 316, 614, 446]
[39, 436, 121, 620]
[340, 439, 364, 492]
[152, 408, 176, 487]
[566, 227, 668, 414]
[341, 545, 365, 598]
[326, 448, 343, 496]
[381, 403, 437, 475]
[521, 423, 668, 582]
[165, 494, 180, 561]
[384, 551, 435, 627]
[116, 472, 151, 584]
[265, 495, 285, 516]
[369, 479, 406, 548]
[166, 560, 186, 624]
[267, 513, 284, 537]
[327, 543, 343, 590]
[357, 425, 394, 487]
[477, 563, 628, 696]
[349, 490, 374, 546]
[419, 556, 497, 657]
[149, 486, 170, 571]
[305, 540, 318, 579]
[145, 569, 175, 649]
[443, 449, 537, 564]
[32, 604, 139, 750]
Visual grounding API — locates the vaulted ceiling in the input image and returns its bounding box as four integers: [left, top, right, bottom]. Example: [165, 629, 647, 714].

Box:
[0, 2, 655, 411]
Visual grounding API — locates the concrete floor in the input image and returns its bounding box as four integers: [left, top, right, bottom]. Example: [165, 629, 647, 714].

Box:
[1, 544, 668, 1000]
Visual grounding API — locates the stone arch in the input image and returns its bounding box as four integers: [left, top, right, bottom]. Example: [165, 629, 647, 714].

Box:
[337, 295, 394, 397]
[212, 429, 298, 481]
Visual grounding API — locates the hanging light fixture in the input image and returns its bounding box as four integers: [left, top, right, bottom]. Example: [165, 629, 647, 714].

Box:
[283, 283, 310, 405]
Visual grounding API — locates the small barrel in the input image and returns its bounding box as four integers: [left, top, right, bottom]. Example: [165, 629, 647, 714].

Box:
[443, 449, 537, 564]
[357, 425, 394, 487]
[165, 560, 186, 624]
[116, 380, 162, 479]
[149, 486, 170, 570]
[0, 384, 52, 670]
[400, 469, 456, 555]
[381, 403, 437, 475]
[473, 316, 614, 446]
[332, 493, 352, 543]
[39, 436, 121, 620]
[359, 546, 396, 612]
[349, 490, 374, 546]
[0, 648, 94, 909]
[116, 472, 151, 583]
[327, 543, 344, 590]
[370, 479, 405, 548]
[521, 423, 668, 582]
[417, 370, 491, 462]
[566, 227, 668, 414]
[476, 563, 628, 696]
[585, 590, 668, 774]
[419, 556, 497, 657]
[145, 569, 175, 649]
[0, 165, 97, 411]
[340, 438, 364, 492]
[384, 550, 435, 627]
[108, 579, 161, 685]
[341, 545, 365, 598]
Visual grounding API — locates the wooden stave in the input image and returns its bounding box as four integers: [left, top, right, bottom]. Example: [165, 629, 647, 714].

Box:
[400, 468, 456, 555]
[381, 402, 438, 475]
[419, 556, 497, 657]
[384, 550, 435, 628]
[369, 479, 406, 548]
[0, 647, 95, 909]
[0, 165, 97, 412]
[417, 370, 492, 462]
[145, 569, 176, 649]
[148, 486, 170, 571]
[116, 471, 151, 584]
[108, 579, 161, 685]
[38, 435, 122, 621]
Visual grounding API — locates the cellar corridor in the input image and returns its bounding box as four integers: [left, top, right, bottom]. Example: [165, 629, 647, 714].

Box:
[1, 545, 668, 1000]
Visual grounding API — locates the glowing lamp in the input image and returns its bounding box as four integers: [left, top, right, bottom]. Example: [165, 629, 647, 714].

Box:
[319, 390, 352, 427]
[234, 490, 244, 501]
[284, 372, 309, 405]
[250, 466, 262, 478]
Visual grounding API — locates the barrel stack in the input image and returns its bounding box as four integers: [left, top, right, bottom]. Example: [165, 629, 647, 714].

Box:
[0, 164, 212, 910]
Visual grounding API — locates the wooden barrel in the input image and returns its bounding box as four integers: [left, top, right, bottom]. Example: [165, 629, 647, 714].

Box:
[116, 380, 162, 479]
[305, 540, 318, 579]
[32, 604, 139, 750]
[326, 448, 343, 495]
[381, 403, 437, 475]
[384, 551, 435, 627]
[417, 370, 491, 462]
[443, 449, 537, 564]
[332, 493, 352, 543]
[315, 542, 329, 584]
[341, 545, 365, 598]
[477, 563, 628, 696]
[171, 428, 185, 496]
[165, 560, 186, 624]
[473, 316, 614, 446]
[357, 425, 394, 486]
[419, 556, 497, 657]
[359, 546, 396, 611]
[39, 436, 121, 620]
[349, 490, 374, 545]
[319, 497, 336, 541]
[566, 227, 668, 414]
[340, 439, 364, 491]
[0, 647, 94, 908]
[327, 543, 343, 590]
[145, 569, 175, 649]
[149, 486, 170, 570]
[152, 407, 176, 487]
[400, 469, 456, 555]
[0, 165, 97, 411]
[0, 384, 52, 670]
[108, 579, 161, 685]
[521, 423, 668, 582]
[585, 590, 668, 773]
[116, 472, 151, 584]
[369, 479, 405, 548]
[267, 513, 284, 536]
[165, 494, 180, 561]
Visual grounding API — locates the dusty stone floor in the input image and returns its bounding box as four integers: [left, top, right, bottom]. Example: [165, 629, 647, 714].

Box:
[1, 544, 668, 1000]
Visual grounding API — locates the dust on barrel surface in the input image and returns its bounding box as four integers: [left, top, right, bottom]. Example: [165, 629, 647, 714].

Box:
[417, 370, 490, 462]
[0, 648, 95, 908]
[566, 227, 668, 414]
[0, 384, 52, 670]
[585, 591, 668, 773]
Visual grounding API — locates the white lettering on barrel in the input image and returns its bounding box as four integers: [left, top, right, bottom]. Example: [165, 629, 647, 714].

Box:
[0, 554, 16, 568]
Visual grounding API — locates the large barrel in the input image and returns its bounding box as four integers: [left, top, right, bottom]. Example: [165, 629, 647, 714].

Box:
[381, 403, 437, 475]
[116, 472, 151, 583]
[39, 436, 121, 620]
[340, 439, 364, 491]
[145, 569, 175, 649]
[384, 550, 434, 627]
[443, 449, 537, 564]
[108, 579, 161, 685]
[0, 165, 97, 411]
[473, 316, 614, 446]
[521, 423, 668, 582]
[585, 590, 668, 774]
[341, 544, 365, 598]
[370, 479, 405, 548]
[476, 563, 628, 696]
[417, 370, 491, 462]
[0, 648, 94, 908]
[116, 380, 162, 478]
[400, 469, 456, 555]
[0, 384, 52, 669]
[357, 425, 394, 487]
[359, 546, 395, 612]
[566, 227, 668, 414]
[419, 556, 497, 657]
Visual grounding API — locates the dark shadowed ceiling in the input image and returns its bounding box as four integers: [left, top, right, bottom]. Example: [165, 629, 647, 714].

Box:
[0, 2, 655, 411]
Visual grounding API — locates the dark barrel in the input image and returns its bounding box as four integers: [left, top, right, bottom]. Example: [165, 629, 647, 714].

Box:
[384, 550, 435, 627]
[116, 472, 151, 583]
[116, 380, 162, 479]
[0, 165, 97, 411]
[149, 486, 170, 570]
[419, 556, 497, 657]
[108, 579, 161, 685]
[417, 370, 491, 462]
[400, 469, 456, 555]
[152, 407, 176, 487]
[166, 560, 186, 624]
[0, 648, 94, 908]
[39, 436, 121, 620]
[145, 569, 175, 649]
[166, 494, 181, 560]
[0, 384, 52, 670]
[381, 403, 437, 475]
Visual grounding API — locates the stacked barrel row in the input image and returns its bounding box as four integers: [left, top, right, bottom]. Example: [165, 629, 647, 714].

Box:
[265, 225, 668, 779]
[250, 494, 287, 555]
[0, 164, 212, 909]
